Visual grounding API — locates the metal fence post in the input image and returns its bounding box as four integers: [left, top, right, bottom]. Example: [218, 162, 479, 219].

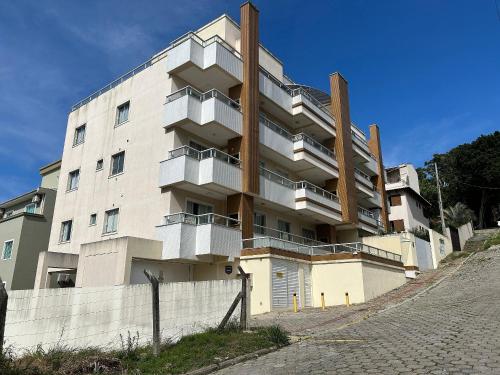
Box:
[238, 266, 249, 330]
[144, 270, 160, 356]
[0, 278, 8, 353]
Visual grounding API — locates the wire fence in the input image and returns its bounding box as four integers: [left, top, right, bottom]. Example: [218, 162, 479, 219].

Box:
[3, 279, 242, 354]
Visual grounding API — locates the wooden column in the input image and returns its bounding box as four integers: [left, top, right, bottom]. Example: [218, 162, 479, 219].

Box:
[228, 193, 254, 240]
[368, 124, 390, 231]
[239, 2, 259, 239]
[330, 73, 358, 224]
[240, 2, 259, 194]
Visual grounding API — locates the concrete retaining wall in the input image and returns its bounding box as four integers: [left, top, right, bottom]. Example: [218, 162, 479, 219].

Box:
[5, 279, 242, 354]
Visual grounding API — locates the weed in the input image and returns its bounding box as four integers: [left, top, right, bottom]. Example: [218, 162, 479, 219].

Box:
[258, 325, 290, 347]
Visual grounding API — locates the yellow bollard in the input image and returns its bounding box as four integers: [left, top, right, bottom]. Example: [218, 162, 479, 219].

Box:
[321, 292, 325, 310]
[293, 293, 298, 312]
[345, 292, 350, 307]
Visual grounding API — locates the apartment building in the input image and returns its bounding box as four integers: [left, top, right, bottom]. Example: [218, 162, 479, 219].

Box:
[35, 3, 400, 305]
[386, 163, 430, 232]
[0, 160, 60, 290]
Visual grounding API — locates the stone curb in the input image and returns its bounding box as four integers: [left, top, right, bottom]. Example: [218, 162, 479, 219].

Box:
[182, 346, 278, 375]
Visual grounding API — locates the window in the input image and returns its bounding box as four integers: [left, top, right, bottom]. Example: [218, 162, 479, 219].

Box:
[89, 213, 97, 226]
[96, 159, 104, 171]
[2, 240, 13, 260]
[25, 203, 37, 214]
[60, 220, 72, 242]
[110, 151, 125, 176]
[67, 169, 80, 191]
[389, 195, 402, 206]
[278, 220, 291, 241]
[187, 200, 213, 215]
[73, 124, 86, 146]
[302, 228, 316, 241]
[390, 219, 405, 233]
[103, 209, 119, 234]
[116, 101, 130, 125]
[254, 212, 266, 234]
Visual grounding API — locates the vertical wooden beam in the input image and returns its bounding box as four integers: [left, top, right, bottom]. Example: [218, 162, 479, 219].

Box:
[330, 73, 358, 224]
[240, 2, 260, 195]
[143, 270, 160, 357]
[227, 193, 254, 240]
[368, 124, 390, 231]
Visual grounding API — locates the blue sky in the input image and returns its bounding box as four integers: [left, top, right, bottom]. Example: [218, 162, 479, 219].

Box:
[1, 0, 499, 201]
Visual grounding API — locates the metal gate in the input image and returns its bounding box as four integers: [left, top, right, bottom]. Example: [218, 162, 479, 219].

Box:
[271, 259, 311, 309]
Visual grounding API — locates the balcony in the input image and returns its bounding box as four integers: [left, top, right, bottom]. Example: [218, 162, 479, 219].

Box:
[156, 213, 242, 261]
[164, 87, 242, 146]
[357, 207, 381, 234]
[259, 68, 335, 138]
[166, 33, 242, 91]
[258, 168, 343, 224]
[159, 146, 241, 198]
[351, 127, 378, 175]
[242, 237, 402, 262]
[259, 115, 338, 183]
[354, 168, 376, 198]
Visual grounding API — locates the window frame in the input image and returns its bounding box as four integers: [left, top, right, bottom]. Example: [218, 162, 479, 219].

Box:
[103, 208, 119, 234]
[73, 124, 86, 146]
[59, 220, 73, 243]
[96, 159, 104, 171]
[2, 240, 14, 260]
[25, 203, 37, 214]
[115, 101, 130, 126]
[110, 151, 125, 177]
[67, 169, 80, 192]
[89, 213, 97, 226]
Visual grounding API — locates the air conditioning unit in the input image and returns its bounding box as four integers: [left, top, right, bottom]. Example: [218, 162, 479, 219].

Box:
[32, 194, 42, 203]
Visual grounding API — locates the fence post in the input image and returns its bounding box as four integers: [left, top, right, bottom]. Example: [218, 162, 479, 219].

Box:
[238, 266, 249, 330]
[0, 278, 7, 354]
[144, 270, 160, 357]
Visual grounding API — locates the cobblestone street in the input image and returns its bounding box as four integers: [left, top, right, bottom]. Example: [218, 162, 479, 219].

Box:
[217, 246, 500, 374]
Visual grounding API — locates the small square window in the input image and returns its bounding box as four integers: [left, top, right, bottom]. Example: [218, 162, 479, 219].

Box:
[2, 240, 13, 260]
[67, 169, 80, 191]
[96, 159, 104, 171]
[89, 213, 97, 226]
[25, 203, 37, 214]
[60, 220, 72, 242]
[73, 124, 86, 146]
[110, 151, 125, 176]
[103, 209, 119, 234]
[116, 101, 130, 126]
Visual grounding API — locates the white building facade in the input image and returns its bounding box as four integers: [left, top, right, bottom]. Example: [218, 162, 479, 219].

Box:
[35, 4, 395, 292]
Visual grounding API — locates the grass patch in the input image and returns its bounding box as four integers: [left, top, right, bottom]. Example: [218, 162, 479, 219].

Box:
[1, 324, 290, 375]
[483, 232, 500, 250]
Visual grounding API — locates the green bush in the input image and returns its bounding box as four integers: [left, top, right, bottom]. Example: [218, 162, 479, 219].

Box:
[484, 232, 500, 250]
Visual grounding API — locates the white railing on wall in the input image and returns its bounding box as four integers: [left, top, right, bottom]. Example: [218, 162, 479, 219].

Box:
[167, 145, 241, 167]
[166, 86, 241, 111]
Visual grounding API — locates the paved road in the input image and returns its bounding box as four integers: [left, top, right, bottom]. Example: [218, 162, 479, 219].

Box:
[217, 246, 500, 374]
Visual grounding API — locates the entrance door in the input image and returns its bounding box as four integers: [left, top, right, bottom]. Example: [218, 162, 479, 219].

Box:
[271, 259, 312, 309]
[450, 227, 461, 251]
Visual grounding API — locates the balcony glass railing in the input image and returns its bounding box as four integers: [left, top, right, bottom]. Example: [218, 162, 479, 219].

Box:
[259, 67, 333, 120]
[167, 145, 241, 167]
[292, 133, 335, 159]
[259, 167, 339, 202]
[358, 206, 376, 219]
[253, 225, 324, 246]
[354, 168, 371, 182]
[166, 86, 241, 110]
[242, 237, 402, 261]
[164, 212, 240, 228]
[260, 114, 335, 159]
[169, 32, 242, 59]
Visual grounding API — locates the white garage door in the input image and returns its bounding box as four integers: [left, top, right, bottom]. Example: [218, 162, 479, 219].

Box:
[271, 259, 311, 309]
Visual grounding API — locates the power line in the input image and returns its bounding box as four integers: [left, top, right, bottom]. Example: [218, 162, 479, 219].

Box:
[455, 180, 500, 190]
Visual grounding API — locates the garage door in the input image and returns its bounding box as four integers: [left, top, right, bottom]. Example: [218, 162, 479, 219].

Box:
[272, 260, 311, 309]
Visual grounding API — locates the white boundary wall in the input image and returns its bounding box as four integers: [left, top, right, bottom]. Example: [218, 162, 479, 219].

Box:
[5, 280, 241, 354]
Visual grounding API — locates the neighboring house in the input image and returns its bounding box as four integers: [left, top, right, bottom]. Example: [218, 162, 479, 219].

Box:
[0, 160, 61, 290]
[385, 163, 430, 232]
[35, 3, 398, 299]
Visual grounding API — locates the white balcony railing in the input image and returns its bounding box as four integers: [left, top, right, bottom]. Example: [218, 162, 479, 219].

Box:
[166, 86, 241, 110]
[166, 33, 242, 83]
[159, 146, 241, 192]
[156, 212, 242, 260]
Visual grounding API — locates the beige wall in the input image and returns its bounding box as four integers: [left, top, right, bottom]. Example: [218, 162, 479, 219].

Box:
[361, 262, 406, 301]
[362, 233, 418, 268]
[240, 256, 272, 315]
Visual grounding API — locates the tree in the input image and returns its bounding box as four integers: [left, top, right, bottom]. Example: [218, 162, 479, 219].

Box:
[444, 202, 475, 229]
[417, 131, 500, 228]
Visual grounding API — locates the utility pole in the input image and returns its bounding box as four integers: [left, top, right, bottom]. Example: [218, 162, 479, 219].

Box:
[435, 162, 446, 235]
